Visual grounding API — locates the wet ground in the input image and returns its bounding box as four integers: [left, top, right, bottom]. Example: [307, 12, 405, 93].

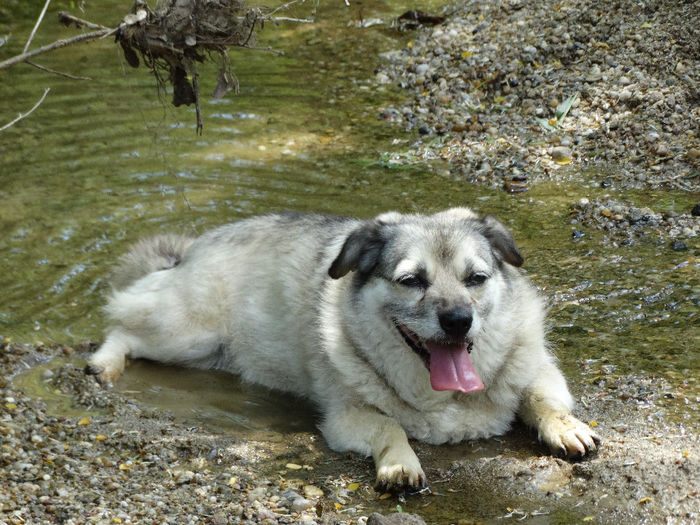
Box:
[1, 0, 698, 523]
[3, 340, 698, 524]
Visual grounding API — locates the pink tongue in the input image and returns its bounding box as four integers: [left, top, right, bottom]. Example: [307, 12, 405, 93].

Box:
[428, 342, 484, 393]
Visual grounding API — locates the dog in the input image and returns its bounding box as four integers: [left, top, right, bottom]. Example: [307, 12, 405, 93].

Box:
[86, 208, 600, 490]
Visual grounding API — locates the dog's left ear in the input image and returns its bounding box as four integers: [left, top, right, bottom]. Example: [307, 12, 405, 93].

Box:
[328, 221, 386, 279]
[478, 215, 524, 267]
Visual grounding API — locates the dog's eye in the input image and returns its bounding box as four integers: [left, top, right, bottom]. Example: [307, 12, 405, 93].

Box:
[396, 274, 426, 288]
[465, 272, 488, 286]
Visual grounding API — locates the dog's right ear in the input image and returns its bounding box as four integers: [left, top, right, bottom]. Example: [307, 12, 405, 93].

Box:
[328, 222, 386, 279]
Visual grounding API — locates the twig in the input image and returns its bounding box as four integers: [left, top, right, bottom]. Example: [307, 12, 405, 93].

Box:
[193, 72, 203, 135]
[266, 0, 304, 18]
[243, 11, 258, 47]
[267, 17, 313, 23]
[23, 0, 52, 54]
[237, 45, 285, 56]
[0, 29, 112, 71]
[27, 60, 91, 80]
[57, 11, 111, 31]
[0, 88, 50, 132]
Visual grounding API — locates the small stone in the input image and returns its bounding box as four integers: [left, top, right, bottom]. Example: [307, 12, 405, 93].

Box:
[282, 489, 303, 502]
[174, 470, 195, 485]
[291, 497, 314, 511]
[585, 65, 602, 82]
[654, 143, 670, 157]
[211, 513, 228, 525]
[671, 241, 688, 251]
[248, 487, 267, 502]
[619, 89, 633, 102]
[415, 64, 430, 76]
[504, 180, 529, 193]
[375, 72, 390, 84]
[686, 148, 700, 161]
[303, 485, 324, 498]
[691, 202, 700, 216]
[551, 146, 572, 161]
[572, 463, 593, 479]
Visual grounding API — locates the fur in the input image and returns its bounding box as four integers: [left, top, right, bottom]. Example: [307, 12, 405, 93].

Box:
[86, 208, 599, 490]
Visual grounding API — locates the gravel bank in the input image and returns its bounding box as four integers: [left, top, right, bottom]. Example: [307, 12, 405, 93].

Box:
[3, 339, 699, 524]
[1, 342, 351, 525]
[569, 196, 699, 246]
[376, 0, 699, 196]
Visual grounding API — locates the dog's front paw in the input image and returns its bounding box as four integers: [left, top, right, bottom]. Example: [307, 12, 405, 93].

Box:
[84, 355, 124, 386]
[375, 449, 426, 492]
[540, 413, 600, 458]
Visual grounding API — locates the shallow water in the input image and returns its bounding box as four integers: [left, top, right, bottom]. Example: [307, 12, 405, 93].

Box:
[3, 0, 698, 522]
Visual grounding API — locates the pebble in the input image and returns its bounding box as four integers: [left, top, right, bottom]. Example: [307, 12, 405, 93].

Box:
[375, 72, 390, 84]
[303, 485, 324, 498]
[619, 88, 633, 102]
[415, 63, 430, 76]
[551, 146, 572, 161]
[174, 470, 195, 484]
[686, 148, 700, 161]
[292, 496, 315, 511]
[654, 143, 670, 156]
[585, 65, 603, 82]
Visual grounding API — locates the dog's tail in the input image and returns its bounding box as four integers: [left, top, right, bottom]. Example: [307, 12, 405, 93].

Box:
[111, 234, 196, 290]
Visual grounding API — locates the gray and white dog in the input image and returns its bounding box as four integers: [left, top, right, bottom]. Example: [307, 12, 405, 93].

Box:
[86, 208, 599, 490]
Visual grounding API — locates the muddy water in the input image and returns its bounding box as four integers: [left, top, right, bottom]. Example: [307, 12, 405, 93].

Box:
[3, 0, 698, 522]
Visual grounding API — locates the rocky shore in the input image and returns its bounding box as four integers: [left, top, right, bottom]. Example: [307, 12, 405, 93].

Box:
[2, 336, 698, 524]
[375, 0, 698, 242]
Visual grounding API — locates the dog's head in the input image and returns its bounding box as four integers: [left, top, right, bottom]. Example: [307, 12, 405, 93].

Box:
[328, 207, 523, 394]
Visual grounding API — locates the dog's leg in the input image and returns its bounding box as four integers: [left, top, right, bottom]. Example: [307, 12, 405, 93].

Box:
[519, 361, 600, 458]
[320, 405, 426, 492]
[85, 330, 133, 385]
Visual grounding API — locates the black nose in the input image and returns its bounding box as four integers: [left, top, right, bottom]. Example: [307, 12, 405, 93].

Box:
[438, 308, 472, 338]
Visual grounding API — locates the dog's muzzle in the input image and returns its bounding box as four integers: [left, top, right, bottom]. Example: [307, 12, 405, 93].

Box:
[394, 321, 483, 394]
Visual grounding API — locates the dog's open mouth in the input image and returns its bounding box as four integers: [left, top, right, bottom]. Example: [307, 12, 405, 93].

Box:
[395, 322, 484, 394]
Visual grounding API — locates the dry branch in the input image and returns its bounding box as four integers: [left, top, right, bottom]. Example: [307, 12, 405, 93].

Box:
[23, 0, 52, 54]
[1, 0, 314, 132]
[27, 60, 92, 80]
[0, 88, 50, 132]
[0, 29, 113, 70]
